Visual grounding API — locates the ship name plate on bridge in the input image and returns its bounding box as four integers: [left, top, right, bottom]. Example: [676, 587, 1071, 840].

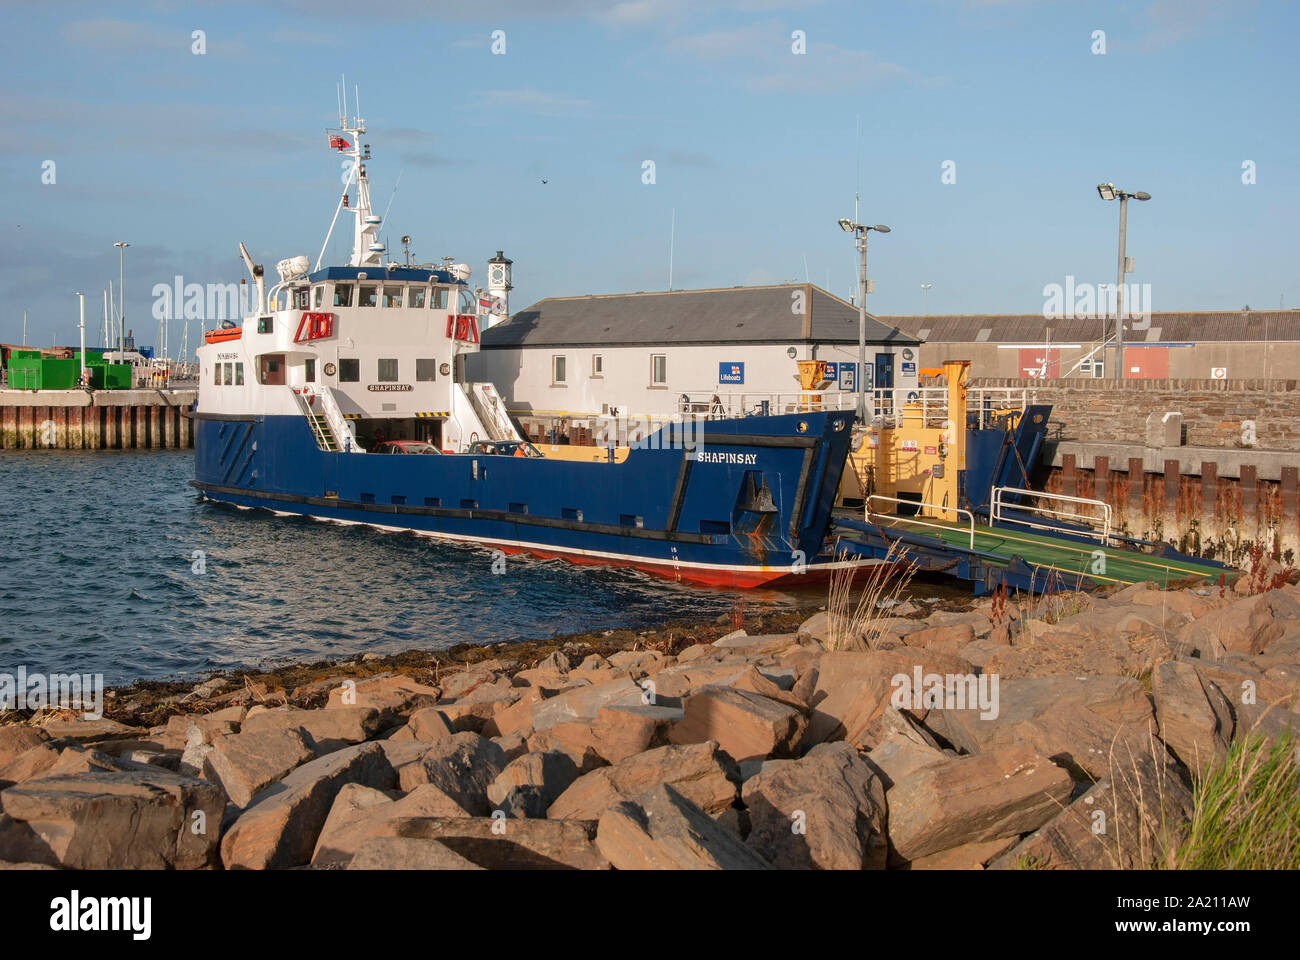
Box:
[367, 384, 414, 392]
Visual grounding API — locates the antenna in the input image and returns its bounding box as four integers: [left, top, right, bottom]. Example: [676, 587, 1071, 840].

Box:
[341, 74, 347, 123]
[668, 208, 675, 290]
[381, 169, 402, 225]
[803, 254, 810, 283]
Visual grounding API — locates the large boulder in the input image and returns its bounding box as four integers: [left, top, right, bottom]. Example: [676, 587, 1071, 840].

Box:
[0, 770, 225, 869]
[550, 705, 680, 765]
[220, 741, 397, 869]
[312, 783, 473, 865]
[332, 816, 607, 869]
[742, 741, 888, 870]
[668, 687, 806, 763]
[204, 727, 316, 808]
[802, 649, 975, 748]
[886, 741, 1073, 863]
[1152, 660, 1232, 777]
[487, 751, 580, 815]
[990, 727, 1194, 870]
[240, 706, 382, 754]
[597, 783, 772, 870]
[1173, 592, 1285, 659]
[547, 742, 740, 821]
[396, 732, 507, 815]
[346, 836, 483, 870]
[528, 678, 646, 731]
[325, 674, 441, 720]
[0, 727, 51, 767]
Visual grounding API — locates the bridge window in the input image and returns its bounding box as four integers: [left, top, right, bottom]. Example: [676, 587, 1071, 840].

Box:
[339, 358, 359, 382]
[292, 288, 310, 309]
[430, 288, 449, 310]
[416, 359, 436, 382]
[312, 285, 325, 309]
[382, 286, 403, 308]
[377, 358, 398, 382]
[305, 358, 316, 383]
[358, 285, 377, 308]
[408, 287, 427, 308]
[333, 284, 353, 307]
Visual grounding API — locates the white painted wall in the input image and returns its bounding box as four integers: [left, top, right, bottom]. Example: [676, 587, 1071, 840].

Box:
[468, 341, 919, 419]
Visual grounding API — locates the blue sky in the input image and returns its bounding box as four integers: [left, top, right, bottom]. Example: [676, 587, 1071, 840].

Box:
[2, 0, 1297, 350]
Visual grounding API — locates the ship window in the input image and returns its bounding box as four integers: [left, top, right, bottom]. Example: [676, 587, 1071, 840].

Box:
[358, 285, 377, 308]
[382, 286, 403, 308]
[235, 362, 244, 386]
[552, 355, 567, 384]
[416, 359, 437, 382]
[430, 288, 449, 310]
[213, 365, 220, 386]
[305, 358, 316, 383]
[257, 316, 273, 334]
[222, 363, 233, 386]
[333, 284, 353, 307]
[457, 288, 476, 314]
[293, 288, 310, 309]
[592, 355, 603, 377]
[651, 354, 667, 385]
[408, 287, 427, 308]
[377, 358, 398, 382]
[312, 285, 325, 309]
[339, 358, 359, 382]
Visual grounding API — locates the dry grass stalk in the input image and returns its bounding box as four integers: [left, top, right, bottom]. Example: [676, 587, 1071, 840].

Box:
[824, 540, 918, 651]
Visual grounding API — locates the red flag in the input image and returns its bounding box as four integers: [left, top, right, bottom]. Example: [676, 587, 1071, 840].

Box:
[329, 135, 350, 151]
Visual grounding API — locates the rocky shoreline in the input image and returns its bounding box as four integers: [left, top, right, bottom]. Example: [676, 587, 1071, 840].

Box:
[0, 570, 1296, 870]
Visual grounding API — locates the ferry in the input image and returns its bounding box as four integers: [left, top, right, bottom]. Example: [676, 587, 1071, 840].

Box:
[191, 100, 861, 588]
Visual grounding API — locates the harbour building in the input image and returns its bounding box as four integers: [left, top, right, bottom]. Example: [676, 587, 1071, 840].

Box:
[468, 283, 921, 443]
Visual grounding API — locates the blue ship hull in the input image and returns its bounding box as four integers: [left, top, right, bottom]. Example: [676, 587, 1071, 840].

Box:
[191, 410, 858, 587]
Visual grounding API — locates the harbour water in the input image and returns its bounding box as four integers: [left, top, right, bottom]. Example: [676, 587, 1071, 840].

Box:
[0, 450, 813, 686]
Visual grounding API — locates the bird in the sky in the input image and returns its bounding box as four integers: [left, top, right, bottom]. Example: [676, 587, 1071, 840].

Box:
[541, 179, 548, 184]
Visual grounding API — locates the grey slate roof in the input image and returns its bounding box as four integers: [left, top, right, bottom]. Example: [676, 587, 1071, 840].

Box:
[880, 311, 1300, 344]
[480, 284, 918, 349]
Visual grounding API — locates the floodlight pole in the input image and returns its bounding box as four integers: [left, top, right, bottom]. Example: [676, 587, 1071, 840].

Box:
[1115, 193, 1128, 380]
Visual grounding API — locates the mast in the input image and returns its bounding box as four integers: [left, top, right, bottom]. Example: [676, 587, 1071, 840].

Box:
[335, 88, 382, 267]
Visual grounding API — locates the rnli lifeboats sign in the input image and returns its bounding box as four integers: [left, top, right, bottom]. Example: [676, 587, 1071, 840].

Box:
[719, 362, 744, 384]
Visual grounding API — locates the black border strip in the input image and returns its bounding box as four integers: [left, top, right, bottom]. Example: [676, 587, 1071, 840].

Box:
[191, 481, 717, 544]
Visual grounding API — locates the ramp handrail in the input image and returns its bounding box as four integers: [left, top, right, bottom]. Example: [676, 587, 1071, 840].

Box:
[991, 486, 1111, 543]
[866, 494, 975, 550]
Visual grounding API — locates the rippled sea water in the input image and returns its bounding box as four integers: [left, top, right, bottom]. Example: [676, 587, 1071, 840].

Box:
[0, 450, 820, 685]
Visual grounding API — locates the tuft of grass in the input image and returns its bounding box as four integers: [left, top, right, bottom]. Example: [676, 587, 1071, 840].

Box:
[1167, 731, 1300, 870]
[824, 541, 917, 652]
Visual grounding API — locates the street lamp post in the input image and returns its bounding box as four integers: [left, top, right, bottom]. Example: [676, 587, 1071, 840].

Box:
[838, 218, 891, 423]
[1096, 184, 1150, 380]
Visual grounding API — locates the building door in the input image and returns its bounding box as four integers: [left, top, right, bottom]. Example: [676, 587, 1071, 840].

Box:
[874, 353, 894, 389]
[259, 354, 286, 385]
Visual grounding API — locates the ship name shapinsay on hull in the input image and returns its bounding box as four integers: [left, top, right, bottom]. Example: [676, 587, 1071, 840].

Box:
[191, 96, 861, 588]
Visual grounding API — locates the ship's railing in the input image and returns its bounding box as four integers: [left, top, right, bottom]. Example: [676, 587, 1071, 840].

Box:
[296, 384, 363, 453]
[866, 494, 975, 550]
[675, 386, 1029, 426]
[990, 486, 1111, 544]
